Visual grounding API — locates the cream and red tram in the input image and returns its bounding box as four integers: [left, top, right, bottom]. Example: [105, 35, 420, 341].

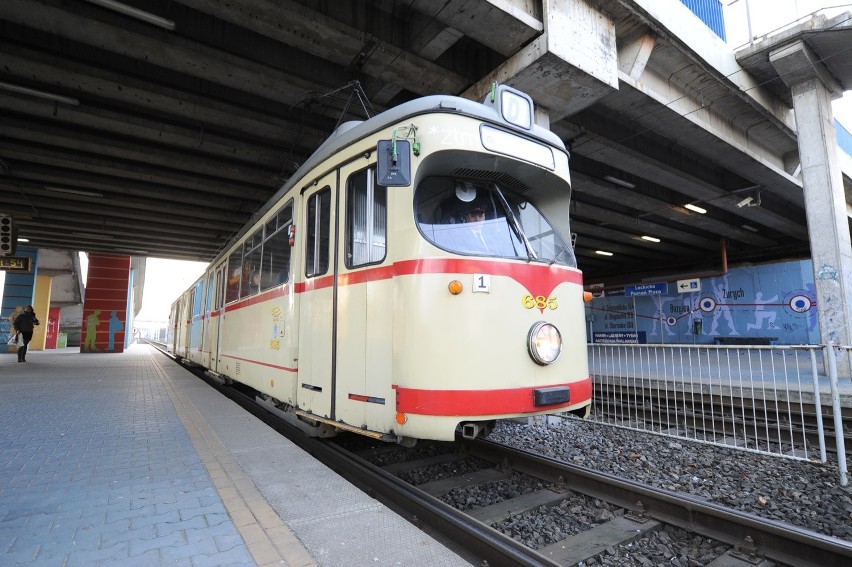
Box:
[169, 85, 591, 443]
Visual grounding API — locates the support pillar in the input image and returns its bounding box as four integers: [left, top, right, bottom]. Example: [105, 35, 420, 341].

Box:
[81, 253, 130, 353]
[1, 246, 37, 348]
[770, 40, 852, 375]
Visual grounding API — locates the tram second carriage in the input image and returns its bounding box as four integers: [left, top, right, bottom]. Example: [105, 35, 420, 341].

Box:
[169, 84, 591, 443]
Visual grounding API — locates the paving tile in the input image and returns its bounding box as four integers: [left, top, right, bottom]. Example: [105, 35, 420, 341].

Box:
[190, 545, 255, 567]
[0, 350, 251, 566]
[65, 540, 130, 566]
[128, 530, 187, 557]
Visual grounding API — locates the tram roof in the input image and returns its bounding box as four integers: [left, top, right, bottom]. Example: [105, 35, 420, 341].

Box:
[213, 92, 568, 261]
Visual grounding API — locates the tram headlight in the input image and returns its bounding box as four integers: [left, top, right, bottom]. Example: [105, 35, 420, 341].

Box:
[527, 321, 562, 365]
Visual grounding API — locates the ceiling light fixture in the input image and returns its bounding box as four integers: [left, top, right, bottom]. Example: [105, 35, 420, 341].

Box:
[0, 81, 79, 106]
[741, 224, 759, 233]
[84, 0, 176, 30]
[641, 235, 661, 242]
[595, 250, 614, 256]
[603, 175, 635, 189]
[44, 185, 104, 198]
[684, 203, 707, 214]
[17, 238, 29, 243]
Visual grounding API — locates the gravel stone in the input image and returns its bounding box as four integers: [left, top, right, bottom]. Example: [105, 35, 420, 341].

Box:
[489, 417, 852, 541]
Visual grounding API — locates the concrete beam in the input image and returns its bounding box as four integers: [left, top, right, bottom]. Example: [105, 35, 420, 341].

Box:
[769, 40, 844, 98]
[571, 218, 699, 256]
[0, 179, 249, 224]
[0, 114, 281, 186]
[0, 192, 244, 235]
[463, 0, 618, 119]
[618, 31, 656, 81]
[171, 0, 468, 95]
[0, 140, 272, 200]
[2, 0, 320, 105]
[0, 94, 285, 168]
[570, 201, 721, 251]
[555, 114, 810, 240]
[10, 164, 256, 212]
[0, 43, 329, 147]
[599, 79, 804, 208]
[407, 0, 543, 56]
[571, 171, 778, 247]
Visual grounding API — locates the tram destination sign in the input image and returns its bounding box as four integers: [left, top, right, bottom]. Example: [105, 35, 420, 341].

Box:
[0, 256, 31, 272]
[624, 282, 668, 297]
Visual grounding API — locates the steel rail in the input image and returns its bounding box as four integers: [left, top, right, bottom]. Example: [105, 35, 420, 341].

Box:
[463, 438, 852, 567]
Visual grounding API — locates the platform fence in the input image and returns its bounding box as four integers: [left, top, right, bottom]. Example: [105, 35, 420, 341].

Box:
[586, 342, 849, 485]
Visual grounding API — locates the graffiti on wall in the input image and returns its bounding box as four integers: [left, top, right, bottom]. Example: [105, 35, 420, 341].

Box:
[586, 259, 819, 345]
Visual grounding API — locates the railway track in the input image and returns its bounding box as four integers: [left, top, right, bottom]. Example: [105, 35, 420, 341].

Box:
[339, 436, 852, 567]
[154, 345, 852, 567]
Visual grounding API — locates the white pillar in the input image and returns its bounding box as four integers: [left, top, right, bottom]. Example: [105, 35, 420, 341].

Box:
[770, 41, 852, 375]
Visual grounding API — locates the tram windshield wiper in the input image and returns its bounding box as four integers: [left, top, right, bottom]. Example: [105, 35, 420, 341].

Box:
[493, 184, 537, 262]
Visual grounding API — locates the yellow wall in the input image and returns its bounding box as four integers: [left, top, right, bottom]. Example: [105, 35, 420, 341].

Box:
[30, 275, 52, 351]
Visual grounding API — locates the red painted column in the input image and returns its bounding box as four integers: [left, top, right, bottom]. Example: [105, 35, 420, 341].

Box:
[44, 307, 60, 349]
[81, 254, 130, 353]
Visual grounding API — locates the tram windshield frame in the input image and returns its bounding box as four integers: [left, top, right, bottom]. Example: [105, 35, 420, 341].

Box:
[414, 177, 577, 267]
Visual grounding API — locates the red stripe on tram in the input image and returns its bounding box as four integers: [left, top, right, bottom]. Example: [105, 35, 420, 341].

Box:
[393, 376, 592, 416]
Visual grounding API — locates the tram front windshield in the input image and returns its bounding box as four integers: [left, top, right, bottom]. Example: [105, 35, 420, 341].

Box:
[415, 177, 576, 267]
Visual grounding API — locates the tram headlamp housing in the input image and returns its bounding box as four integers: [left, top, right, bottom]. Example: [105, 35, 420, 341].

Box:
[527, 321, 562, 365]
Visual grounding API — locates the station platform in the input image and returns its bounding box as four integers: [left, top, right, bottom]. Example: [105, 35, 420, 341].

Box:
[0, 344, 469, 567]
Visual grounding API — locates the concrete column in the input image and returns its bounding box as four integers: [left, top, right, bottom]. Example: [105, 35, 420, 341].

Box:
[81, 253, 131, 354]
[770, 41, 852, 375]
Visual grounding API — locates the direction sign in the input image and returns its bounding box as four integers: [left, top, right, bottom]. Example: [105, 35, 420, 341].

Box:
[676, 278, 701, 293]
[624, 282, 668, 297]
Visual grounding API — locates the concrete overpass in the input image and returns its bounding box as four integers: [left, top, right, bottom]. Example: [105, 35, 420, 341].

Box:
[0, 0, 850, 286]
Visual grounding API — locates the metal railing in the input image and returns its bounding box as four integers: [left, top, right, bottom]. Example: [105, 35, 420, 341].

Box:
[587, 342, 849, 485]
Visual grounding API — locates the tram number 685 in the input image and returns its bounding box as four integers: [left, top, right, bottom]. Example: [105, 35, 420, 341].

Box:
[522, 295, 558, 310]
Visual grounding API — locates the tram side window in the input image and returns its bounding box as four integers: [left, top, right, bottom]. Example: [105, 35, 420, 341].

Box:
[261, 202, 292, 290]
[226, 248, 243, 303]
[242, 228, 263, 298]
[206, 272, 215, 313]
[306, 188, 331, 277]
[215, 267, 225, 310]
[193, 279, 204, 317]
[346, 168, 387, 268]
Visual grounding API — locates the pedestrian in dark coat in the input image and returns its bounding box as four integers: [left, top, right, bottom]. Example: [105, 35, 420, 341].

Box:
[13, 305, 39, 362]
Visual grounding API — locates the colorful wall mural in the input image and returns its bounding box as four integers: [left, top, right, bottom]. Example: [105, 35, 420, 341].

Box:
[81, 253, 130, 353]
[586, 259, 819, 345]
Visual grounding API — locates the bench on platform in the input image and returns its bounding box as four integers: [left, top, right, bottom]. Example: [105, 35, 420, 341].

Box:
[713, 336, 778, 346]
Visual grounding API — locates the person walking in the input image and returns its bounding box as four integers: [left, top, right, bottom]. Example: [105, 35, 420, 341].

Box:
[13, 305, 40, 362]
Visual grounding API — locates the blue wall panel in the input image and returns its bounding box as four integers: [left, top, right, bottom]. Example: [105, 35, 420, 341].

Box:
[0, 247, 38, 340]
[837, 119, 852, 158]
[680, 0, 726, 41]
[587, 258, 819, 345]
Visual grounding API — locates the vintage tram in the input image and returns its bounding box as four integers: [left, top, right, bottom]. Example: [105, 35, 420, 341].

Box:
[169, 84, 591, 443]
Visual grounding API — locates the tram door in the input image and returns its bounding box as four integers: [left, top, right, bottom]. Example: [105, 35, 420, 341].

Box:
[208, 263, 226, 373]
[296, 173, 336, 418]
[334, 163, 391, 432]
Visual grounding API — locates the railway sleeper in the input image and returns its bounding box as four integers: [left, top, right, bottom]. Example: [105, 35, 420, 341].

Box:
[537, 513, 661, 565]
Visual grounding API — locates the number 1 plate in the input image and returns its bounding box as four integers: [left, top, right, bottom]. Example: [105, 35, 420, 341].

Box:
[473, 274, 490, 293]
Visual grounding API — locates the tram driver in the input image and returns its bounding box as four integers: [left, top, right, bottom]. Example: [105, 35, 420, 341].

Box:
[457, 204, 491, 254]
